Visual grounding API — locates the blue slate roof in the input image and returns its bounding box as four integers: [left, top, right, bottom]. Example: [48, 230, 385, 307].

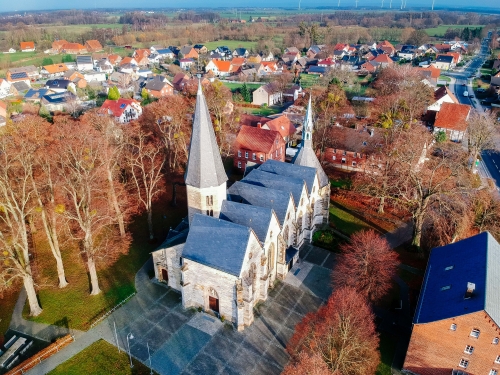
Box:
[157, 48, 173, 55]
[182, 214, 252, 277]
[227, 181, 291, 225]
[219, 200, 277, 243]
[414, 232, 500, 325]
[258, 159, 318, 195]
[242, 169, 304, 208]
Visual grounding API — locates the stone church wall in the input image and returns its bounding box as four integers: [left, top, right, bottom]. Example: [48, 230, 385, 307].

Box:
[186, 182, 227, 224]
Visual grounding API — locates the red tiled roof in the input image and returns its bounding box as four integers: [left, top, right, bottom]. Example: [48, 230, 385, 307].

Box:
[101, 98, 139, 117]
[434, 102, 471, 131]
[239, 114, 270, 127]
[172, 72, 189, 85]
[373, 54, 394, 64]
[107, 54, 122, 65]
[235, 125, 282, 153]
[378, 40, 394, 48]
[418, 66, 441, 79]
[62, 43, 86, 51]
[264, 115, 296, 138]
[433, 44, 450, 51]
[86, 40, 103, 51]
[0, 100, 7, 111]
[120, 57, 136, 66]
[20, 41, 35, 50]
[52, 40, 68, 50]
[213, 59, 232, 73]
[445, 52, 460, 64]
[261, 61, 277, 71]
[231, 57, 246, 66]
[334, 43, 348, 51]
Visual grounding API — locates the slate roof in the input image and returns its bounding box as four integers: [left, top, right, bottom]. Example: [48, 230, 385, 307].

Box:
[219, 200, 277, 243]
[145, 76, 172, 91]
[184, 82, 228, 189]
[435, 55, 454, 64]
[243, 169, 304, 208]
[227, 181, 291, 225]
[414, 232, 500, 326]
[182, 214, 252, 277]
[307, 66, 328, 74]
[434, 102, 470, 132]
[12, 81, 30, 92]
[234, 48, 248, 56]
[42, 92, 77, 104]
[258, 159, 319, 196]
[157, 48, 173, 55]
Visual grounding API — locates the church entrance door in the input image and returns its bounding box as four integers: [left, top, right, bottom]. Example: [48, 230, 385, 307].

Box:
[209, 296, 219, 314]
[161, 268, 168, 283]
[288, 259, 293, 271]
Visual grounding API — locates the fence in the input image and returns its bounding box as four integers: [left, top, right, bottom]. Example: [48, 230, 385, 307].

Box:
[89, 292, 136, 329]
[5, 334, 74, 375]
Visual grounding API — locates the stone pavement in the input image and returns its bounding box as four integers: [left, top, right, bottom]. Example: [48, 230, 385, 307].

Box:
[21, 245, 335, 375]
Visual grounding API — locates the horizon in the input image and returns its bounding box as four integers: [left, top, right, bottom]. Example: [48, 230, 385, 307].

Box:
[2, 1, 500, 13]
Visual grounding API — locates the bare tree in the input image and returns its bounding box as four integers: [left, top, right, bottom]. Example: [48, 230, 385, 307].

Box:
[467, 110, 496, 171]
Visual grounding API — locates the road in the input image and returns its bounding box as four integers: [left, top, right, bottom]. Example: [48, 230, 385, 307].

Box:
[444, 31, 500, 188]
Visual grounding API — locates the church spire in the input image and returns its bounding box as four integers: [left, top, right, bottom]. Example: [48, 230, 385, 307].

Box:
[302, 94, 313, 147]
[185, 80, 228, 189]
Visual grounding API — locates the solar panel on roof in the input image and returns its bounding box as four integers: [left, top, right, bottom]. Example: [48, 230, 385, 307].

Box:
[11, 72, 28, 79]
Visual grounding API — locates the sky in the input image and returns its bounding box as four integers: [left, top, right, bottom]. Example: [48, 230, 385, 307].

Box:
[3, 0, 500, 12]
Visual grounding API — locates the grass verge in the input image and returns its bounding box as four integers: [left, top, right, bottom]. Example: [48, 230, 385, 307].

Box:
[47, 339, 157, 375]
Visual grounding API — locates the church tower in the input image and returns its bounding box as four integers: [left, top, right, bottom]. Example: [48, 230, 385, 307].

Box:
[293, 95, 329, 188]
[185, 81, 228, 225]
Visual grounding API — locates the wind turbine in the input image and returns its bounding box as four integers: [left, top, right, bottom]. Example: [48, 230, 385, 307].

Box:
[338, 0, 341, 7]
[298, 0, 301, 10]
[390, 0, 392, 8]
[432, 0, 435, 10]
[355, 0, 359, 8]
[381, 0, 384, 7]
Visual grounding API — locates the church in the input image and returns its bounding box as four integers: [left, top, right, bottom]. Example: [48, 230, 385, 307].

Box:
[151, 83, 330, 331]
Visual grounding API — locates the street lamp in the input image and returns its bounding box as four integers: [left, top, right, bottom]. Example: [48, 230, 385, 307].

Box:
[126, 333, 134, 368]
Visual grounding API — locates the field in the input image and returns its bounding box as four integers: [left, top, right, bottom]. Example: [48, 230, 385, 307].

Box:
[48, 339, 157, 375]
[203, 40, 257, 51]
[299, 73, 321, 88]
[424, 24, 485, 37]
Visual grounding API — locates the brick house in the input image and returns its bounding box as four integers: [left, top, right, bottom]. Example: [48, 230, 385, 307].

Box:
[262, 115, 297, 147]
[322, 126, 381, 172]
[144, 75, 174, 98]
[403, 232, 500, 375]
[433, 102, 471, 142]
[61, 43, 87, 54]
[233, 125, 285, 171]
[85, 40, 103, 52]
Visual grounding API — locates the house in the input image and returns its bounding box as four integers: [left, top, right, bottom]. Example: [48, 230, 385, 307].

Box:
[333, 50, 346, 60]
[306, 45, 324, 59]
[417, 65, 441, 86]
[7, 66, 39, 82]
[215, 46, 232, 57]
[427, 86, 459, 112]
[83, 72, 106, 83]
[491, 71, 500, 86]
[377, 40, 396, 56]
[232, 48, 249, 58]
[76, 55, 93, 71]
[95, 59, 114, 74]
[205, 59, 233, 77]
[317, 58, 336, 68]
[433, 102, 471, 142]
[0, 79, 11, 98]
[100, 98, 142, 123]
[120, 57, 138, 67]
[262, 115, 297, 146]
[0, 100, 6, 126]
[20, 41, 35, 52]
[193, 44, 208, 54]
[252, 84, 281, 106]
[283, 84, 302, 104]
[445, 52, 462, 65]
[11, 81, 30, 95]
[63, 70, 87, 88]
[51, 40, 68, 53]
[284, 47, 300, 54]
[41, 64, 69, 78]
[432, 55, 455, 70]
[144, 75, 174, 98]
[307, 66, 328, 75]
[151, 86, 330, 330]
[179, 58, 195, 70]
[372, 54, 394, 67]
[403, 232, 500, 375]
[492, 59, 500, 72]
[322, 125, 381, 171]
[24, 88, 51, 103]
[41, 92, 79, 112]
[85, 40, 103, 52]
[433, 43, 452, 53]
[260, 61, 279, 74]
[6, 70, 31, 86]
[172, 72, 190, 91]
[107, 54, 122, 66]
[180, 46, 198, 59]
[282, 52, 300, 64]
[45, 79, 76, 93]
[61, 43, 87, 54]
[233, 125, 285, 171]
[239, 68, 257, 80]
[260, 51, 274, 62]
[247, 54, 263, 65]
[155, 48, 175, 60]
[360, 61, 378, 73]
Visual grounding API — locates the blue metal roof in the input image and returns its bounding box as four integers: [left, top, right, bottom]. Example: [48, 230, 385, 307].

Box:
[182, 214, 251, 277]
[24, 88, 49, 99]
[258, 159, 318, 195]
[414, 232, 500, 325]
[219, 200, 276, 243]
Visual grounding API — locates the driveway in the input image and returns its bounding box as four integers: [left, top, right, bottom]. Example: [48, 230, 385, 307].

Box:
[26, 245, 334, 375]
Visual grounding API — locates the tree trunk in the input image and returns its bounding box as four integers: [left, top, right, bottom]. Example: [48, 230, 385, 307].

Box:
[378, 196, 385, 214]
[87, 256, 101, 296]
[40, 209, 68, 288]
[107, 168, 125, 237]
[24, 274, 42, 316]
[147, 206, 154, 240]
[412, 212, 425, 249]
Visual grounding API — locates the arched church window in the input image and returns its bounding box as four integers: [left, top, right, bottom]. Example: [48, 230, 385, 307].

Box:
[284, 226, 289, 244]
[268, 243, 275, 272]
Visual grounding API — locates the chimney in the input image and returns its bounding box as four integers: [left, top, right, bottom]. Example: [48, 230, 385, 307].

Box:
[465, 282, 475, 299]
[257, 122, 262, 129]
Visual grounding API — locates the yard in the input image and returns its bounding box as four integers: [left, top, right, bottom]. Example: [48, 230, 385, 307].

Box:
[298, 73, 321, 88]
[424, 24, 485, 37]
[22, 184, 188, 331]
[48, 339, 157, 375]
[223, 82, 262, 91]
[238, 105, 283, 116]
[329, 205, 375, 235]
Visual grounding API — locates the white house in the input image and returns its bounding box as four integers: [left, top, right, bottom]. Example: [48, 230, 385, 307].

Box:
[76, 55, 94, 71]
[179, 58, 195, 70]
[83, 72, 106, 83]
[100, 98, 143, 124]
[427, 86, 459, 112]
[0, 79, 12, 98]
[205, 59, 232, 77]
[252, 84, 281, 106]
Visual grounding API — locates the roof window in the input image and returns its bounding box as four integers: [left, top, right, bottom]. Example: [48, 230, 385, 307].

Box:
[441, 285, 451, 291]
[445, 265, 454, 271]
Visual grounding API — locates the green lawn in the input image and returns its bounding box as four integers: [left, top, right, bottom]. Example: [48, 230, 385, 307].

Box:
[203, 40, 257, 52]
[239, 106, 282, 116]
[312, 229, 343, 253]
[424, 24, 485, 37]
[223, 82, 262, 91]
[48, 339, 157, 375]
[376, 332, 397, 375]
[438, 75, 451, 82]
[23, 191, 187, 331]
[299, 73, 321, 88]
[329, 205, 373, 235]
